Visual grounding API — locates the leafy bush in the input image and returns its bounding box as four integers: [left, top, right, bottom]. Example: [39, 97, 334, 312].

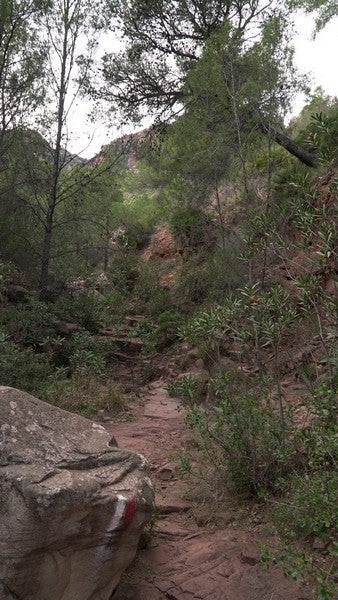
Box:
[132, 318, 156, 339]
[172, 245, 245, 310]
[179, 302, 238, 362]
[58, 331, 113, 377]
[130, 318, 158, 357]
[71, 292, 105, 333]
[0, 261, 23, 290]
[272, 382, 337, 541]
[260, 542, 337, 600]
[169, 205, 213, 250]
[107, 247, 139, 293]
[101, 289, 129, 325]
[259, 378, 338, 599]
[166, 373, 206, 405]
[55, 292, 105, 333]
[128, 191, 167, 229]
[121, 221, 152, 250]
[131, 311, 185, 357]
[172, 256, 212, 307]
[273, 471, 338, 541]
[156, 310, 185, 344]
[133, 261, 172, 316]
[249, 144, 289, 173]
[183, 370, 293, 496]
[2, 299, 58, 349]
[297, 104, 338, 163]
[0, 331, 54, 395]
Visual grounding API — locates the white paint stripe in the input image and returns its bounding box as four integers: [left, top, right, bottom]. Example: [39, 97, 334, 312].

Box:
[106, 495, 126, 532]
[94, 495, 127, 565]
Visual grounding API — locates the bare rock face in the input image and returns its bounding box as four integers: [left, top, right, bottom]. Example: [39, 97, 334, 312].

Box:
[0, 386, 154, 600]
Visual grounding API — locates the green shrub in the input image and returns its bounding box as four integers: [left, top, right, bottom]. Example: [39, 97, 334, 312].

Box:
[131, 311, 185, 356]
[128, 192, 167, 229]
[179, 302, 238, 362]
[261, 379, 338, 599]
[0, 261, 23, 291]
[102, 289, 129, 325]
[181, 370, 293, 496]
[55, 292, 105, 333]
[169, 205, 213, 250]
[2, 299, 58, 349]
[59, 331, 113, 377]
[273, 471, 338, 541]
[0, 331, 54, 395]
[111, 221, 150, 251]
[272, 382, 337, 541]
[130, 318, 158, 357]
[107, 248, 139, 293]
[297, 104, 338, 163]
[249, 145, 289, 173]
[156, 310, 185, 344]
[172, 256, 212, 307]
[132, 318, 156, 339]
[260, 543, 337, 600]
[166, 373, 206, 405]
[133, 261, 172, 316]
[172, 245, 245, 310]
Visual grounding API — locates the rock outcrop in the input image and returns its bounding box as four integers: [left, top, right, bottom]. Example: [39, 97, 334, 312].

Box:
[0, 386, 154, 600]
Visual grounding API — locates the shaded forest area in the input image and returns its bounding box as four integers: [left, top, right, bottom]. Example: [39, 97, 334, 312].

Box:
[0, 1, 337, 598]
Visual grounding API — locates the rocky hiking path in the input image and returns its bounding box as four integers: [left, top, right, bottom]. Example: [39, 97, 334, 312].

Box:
[103, 379, 315, 600]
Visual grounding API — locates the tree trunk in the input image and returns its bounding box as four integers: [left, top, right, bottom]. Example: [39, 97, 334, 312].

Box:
[258, 121, 317, 168]
[39, 213, 54, 291]
[38, 0, 70, 292]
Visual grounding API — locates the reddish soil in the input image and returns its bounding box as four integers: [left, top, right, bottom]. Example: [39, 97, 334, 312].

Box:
[141, 227, 179, 262]
[104, 379, 315, 600]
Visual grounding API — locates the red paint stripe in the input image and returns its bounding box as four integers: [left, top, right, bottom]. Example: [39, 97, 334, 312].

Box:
[123, 498, 136, 526]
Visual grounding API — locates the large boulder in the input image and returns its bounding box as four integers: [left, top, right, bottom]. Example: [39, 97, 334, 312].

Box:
[0, 386, 154, 600]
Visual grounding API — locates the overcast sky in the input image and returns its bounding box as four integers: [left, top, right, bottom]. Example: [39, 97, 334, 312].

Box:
[292, 13, 338, 113]
[67, 12, 338, 158]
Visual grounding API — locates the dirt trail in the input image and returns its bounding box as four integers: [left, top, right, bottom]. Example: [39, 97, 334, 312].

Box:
[105, 379, 314, 600]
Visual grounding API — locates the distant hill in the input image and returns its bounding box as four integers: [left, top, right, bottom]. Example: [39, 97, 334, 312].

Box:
[2, 127, 154, 173]
[90, 129, 149, 170]
[59, 146, 87, 170]
[1, 128, 87, 171]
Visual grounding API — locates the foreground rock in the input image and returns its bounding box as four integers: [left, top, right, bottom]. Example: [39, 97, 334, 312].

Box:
[0, 386, 154, 600]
